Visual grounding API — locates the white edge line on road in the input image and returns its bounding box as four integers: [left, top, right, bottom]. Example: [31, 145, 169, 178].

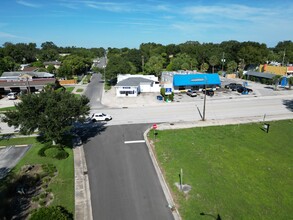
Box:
[124, 140, 146, 144]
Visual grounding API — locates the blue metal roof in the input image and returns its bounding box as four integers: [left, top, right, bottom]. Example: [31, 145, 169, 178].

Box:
[173, 74, 221, 86]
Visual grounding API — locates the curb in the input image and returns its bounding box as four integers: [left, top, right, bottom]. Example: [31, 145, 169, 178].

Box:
[74, 145, 93, 220]
[144, 128, 181, 220]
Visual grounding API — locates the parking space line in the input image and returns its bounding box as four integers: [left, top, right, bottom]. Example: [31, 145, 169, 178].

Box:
[124, 140, 145, 144]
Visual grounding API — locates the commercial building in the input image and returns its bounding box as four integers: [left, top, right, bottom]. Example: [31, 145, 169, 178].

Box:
[0, 71, 55, 94]
[114, 74, 160, 97]
[161, 71, 221, 92]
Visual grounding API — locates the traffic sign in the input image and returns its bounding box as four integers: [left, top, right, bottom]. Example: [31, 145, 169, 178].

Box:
[153, 124, 157, 129]
[165, 88, 172, 95]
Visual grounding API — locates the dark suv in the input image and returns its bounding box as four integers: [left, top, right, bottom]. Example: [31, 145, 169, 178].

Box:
[225, 83, 242, 91]
[203, 89, 214, 97]
[237, 86, 253, 94]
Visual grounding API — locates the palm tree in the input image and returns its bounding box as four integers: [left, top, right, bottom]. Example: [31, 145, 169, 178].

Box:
[272, 75, 282, 90]
[288, 77, 293, 90]
[209, 55, 218, 73]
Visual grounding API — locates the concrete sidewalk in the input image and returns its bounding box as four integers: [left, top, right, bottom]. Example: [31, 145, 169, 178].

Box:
[74, 144, 93, 220]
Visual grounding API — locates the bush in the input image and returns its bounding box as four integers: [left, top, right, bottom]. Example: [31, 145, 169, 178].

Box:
[39, 145, 69, 160]
[55, 150, 69, 160]
[45, 148, 60, 158]
[39, 199, 47, 207]
[29, 206, 73, 220]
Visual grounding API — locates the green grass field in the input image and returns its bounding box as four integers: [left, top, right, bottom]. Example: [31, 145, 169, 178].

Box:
[65, 87, 74, 93]
[0, 106, 16, 112]
[152, 120, 293, 220]
[0, 137, 74, 214]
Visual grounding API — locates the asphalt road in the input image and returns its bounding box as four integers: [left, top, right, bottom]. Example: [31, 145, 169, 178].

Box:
[84, 73, 105, 109]
[99, 95, 293, 126]
[83, 124, 173, 220]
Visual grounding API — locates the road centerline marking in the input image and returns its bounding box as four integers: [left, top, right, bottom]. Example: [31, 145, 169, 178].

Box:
[124, 140, 146, 144]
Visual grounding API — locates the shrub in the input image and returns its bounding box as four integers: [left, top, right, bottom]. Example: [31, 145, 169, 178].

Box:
[32, 196, 39, 202]
[40, 192, 47, 199]
[40, 145, 69, 160]
[55, 150, 69, 160]
[39, 199, 47, 206]
[29, 206, 73, 220]
[45, 148, 60, 158]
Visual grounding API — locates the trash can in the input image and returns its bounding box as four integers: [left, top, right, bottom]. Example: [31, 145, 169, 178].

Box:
[157, 96, 163, 101]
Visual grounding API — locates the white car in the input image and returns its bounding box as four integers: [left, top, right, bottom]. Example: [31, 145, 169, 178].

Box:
[7, 92, 17, 100]
[91, 113, 112, 122]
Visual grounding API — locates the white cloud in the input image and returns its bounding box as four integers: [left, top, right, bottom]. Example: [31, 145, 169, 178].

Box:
[16, 0, 41, 8]
[0, 32, 18, 38]
[85, 1, 133, 12]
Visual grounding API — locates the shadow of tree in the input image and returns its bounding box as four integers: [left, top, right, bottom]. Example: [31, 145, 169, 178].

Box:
[72, 121, 107, 145]
[0, 173, 42, 219]
[283, 99, 293, 112]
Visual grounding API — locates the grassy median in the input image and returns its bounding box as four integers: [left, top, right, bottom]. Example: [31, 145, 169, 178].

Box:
[152, 120, 293, 220]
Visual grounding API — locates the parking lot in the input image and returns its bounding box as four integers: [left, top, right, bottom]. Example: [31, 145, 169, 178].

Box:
[0, 145, 30, 179]
[101, 77, 293, 108]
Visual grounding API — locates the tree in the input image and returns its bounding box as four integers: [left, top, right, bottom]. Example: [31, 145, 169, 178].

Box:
[166, 53, 197, 71]
[200, 62, 209, 72]
[0, 56, 18, 73]
[57, 55, 91, 78]
[2, 90, 90, 145]
[144, 55, 165, 76]
[288, 77, 293, 90]
[209, 55, 219, 73]
[272, 75, 282, 90]
[47, 64, 56, 74]
[105, 55, 131, 80]
[227, 61, 238, 74]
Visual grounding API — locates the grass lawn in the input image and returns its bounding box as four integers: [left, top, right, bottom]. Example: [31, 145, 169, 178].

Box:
[65, 87, 74, 93]
[0, 136, 74, 214]
[151, 120, 293, 220]
[76, 88, 84, 93]
[0, 106, 16, 112]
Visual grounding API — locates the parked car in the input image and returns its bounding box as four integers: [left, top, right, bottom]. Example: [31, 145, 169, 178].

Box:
[225, 83, 242, 91]
[7, 92, 17, 100]
[91, 113, 112, 122]
[202, 89, 214, 97]
[186, 89, 197, 97]
[237, 86, 253, 94]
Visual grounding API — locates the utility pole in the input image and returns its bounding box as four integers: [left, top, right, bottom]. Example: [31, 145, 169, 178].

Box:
[142, 55, 144, 73]
[282, 49, 286, 66]
[221, 52, 225, 71]
[104, 50, 107, 81]
[202, 78, 207, 121]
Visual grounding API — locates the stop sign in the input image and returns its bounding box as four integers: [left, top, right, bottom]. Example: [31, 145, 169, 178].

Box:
[153, 124, 157, 129]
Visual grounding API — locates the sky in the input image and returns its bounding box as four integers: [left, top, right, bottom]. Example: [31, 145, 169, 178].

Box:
[0, 0, 292, 49]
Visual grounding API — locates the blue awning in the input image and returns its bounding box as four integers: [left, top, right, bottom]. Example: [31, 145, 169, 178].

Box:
[173, 74, 221, 86]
